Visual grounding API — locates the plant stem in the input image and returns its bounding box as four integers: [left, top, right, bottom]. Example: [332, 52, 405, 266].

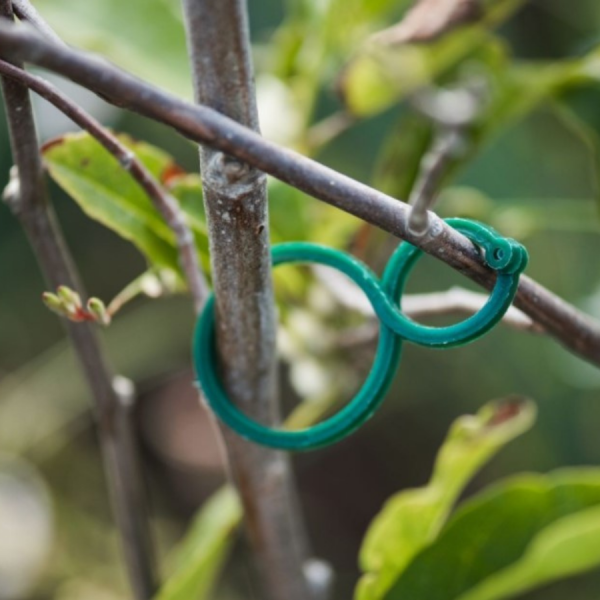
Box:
[0, 22, 599, 367]
[0, 10, 157, 599]
[181, 1, 313, 598]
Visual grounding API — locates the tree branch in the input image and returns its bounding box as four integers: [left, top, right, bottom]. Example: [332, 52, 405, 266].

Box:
[181, 1, 313, 598]
[0, 21, 598, 368]
[0, 11, 156, 599]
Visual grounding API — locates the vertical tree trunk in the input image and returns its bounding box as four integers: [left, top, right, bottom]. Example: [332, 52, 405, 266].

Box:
[181, 1, 313, 598]
[0, 5, 156, 598]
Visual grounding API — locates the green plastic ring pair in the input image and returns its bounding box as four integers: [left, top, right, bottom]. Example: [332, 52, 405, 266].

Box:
[192, 218, 528, 451]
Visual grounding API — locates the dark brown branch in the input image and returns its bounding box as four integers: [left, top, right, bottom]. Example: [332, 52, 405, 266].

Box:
[0, 59, 208, 312]
[0, 13, 156, 600]
[0, 21, 598, 368]
[181, 1, 312, 599]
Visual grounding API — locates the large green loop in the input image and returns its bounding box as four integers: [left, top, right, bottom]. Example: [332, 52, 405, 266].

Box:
[193, 244, 403, 451]
[192, 218, 528, 451]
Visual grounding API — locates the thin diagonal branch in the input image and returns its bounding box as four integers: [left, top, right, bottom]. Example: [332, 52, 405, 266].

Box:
[0, 21, 598, 368]
[0, 59, 208, 312]
[0, 11, 156, 599]
[181, 1, 313, 598]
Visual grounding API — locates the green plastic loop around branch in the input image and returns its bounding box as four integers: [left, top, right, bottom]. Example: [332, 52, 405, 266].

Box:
[378, 218, 529, 348]
[193, 219, 528, 451]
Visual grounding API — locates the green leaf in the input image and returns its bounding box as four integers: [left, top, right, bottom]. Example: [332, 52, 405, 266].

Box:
[384, 469, 600, 600]
[457, 503, 600, 600]
[339, 0, 524, 117]
[155, 486, 242, 600]
[340, 29, 488, 116]
[43, 132, 362, 301]
[356, 398, 536, 600]
[43, 132, 208, 279]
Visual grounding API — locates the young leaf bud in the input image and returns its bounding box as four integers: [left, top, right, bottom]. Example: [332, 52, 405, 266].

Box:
[42, 292, 67, 317]
[87, 297, 111, 326]
[57, 285, 82, 313]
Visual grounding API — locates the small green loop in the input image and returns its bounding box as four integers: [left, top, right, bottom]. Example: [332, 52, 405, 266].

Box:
[192, 219, 528, 451]
[372, 218, 528, 348]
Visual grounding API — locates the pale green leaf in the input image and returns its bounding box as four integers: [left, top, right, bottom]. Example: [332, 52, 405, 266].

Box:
[457, 504, 600, 600]
[155, 486, 242, 600]
[356, 398, 536, 600]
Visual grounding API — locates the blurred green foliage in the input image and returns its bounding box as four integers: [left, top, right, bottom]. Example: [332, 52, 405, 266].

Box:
[386, 469, 600, 600]
[357, 399, 536, 600]
[2, 0, 600, 599]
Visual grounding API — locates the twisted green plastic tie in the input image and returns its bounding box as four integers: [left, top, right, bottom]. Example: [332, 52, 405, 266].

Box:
[193, 218, 528, 451]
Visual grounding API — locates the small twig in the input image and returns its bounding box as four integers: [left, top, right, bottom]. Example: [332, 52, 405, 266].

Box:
[106, 270, 178, 316]
[0, 60, 208, 313]
[0, 22, 598, 366]
[0, 7, 157, 599]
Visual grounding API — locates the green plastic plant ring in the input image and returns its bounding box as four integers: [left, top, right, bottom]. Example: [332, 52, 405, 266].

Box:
[378, 218, 529, 347]
[193, 219, 528, 451]
[194, 243, 404, 451]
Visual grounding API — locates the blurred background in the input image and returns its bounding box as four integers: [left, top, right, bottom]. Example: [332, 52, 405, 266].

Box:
[2, 0, 600, 598]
